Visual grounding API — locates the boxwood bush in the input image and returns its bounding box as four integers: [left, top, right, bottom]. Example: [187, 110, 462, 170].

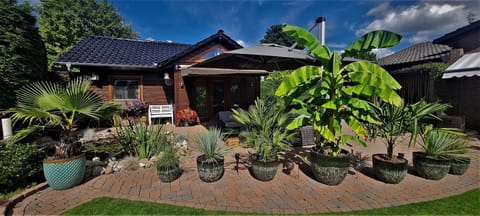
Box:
[0, 142, 45, 194]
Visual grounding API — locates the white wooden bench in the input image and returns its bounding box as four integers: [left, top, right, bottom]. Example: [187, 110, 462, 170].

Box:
[148, 105, 174, 125]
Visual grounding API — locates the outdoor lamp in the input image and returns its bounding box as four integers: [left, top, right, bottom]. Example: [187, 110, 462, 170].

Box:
[164, 73, 173, 86]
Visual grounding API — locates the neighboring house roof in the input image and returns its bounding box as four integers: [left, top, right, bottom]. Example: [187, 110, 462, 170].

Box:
[433, 20, 480, 44]
[378, 42, 451, 68]
[57, 30, 242, 69]
[443, 51, 480, 79]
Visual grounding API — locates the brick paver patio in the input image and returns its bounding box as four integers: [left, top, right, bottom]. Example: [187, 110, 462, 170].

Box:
[10, 126, 480, 215]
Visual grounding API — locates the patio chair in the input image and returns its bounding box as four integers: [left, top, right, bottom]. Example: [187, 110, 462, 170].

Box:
[218, 111, 241, 131]
[148, 105, 174, 125]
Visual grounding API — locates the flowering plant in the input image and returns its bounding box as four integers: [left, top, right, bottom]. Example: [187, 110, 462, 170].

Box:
[123, 100, 149, 117]
[176, 107, 200, 126]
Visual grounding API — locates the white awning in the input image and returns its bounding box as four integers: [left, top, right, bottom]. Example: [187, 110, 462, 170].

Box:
[443, 52, 480, 79]
[181, 67, 269, 76]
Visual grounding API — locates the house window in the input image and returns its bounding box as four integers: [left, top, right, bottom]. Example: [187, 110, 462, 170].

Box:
[114, 80, 139, 100]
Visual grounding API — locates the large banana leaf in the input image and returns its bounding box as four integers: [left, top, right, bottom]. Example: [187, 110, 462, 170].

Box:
[282, 24, 331, 65]
[343, 30, 402, 58]
[275, 65, 322, 97]
[344, 61, 402, 106]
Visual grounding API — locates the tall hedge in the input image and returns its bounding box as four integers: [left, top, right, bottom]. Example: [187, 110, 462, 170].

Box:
[0, 1, 48, 109]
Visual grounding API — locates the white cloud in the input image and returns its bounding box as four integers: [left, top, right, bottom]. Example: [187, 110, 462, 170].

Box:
[372, 48, 395, 58]
[145, 37, 155, 41]
[357, 2, 476, 44]
[236, 39, 247, 47]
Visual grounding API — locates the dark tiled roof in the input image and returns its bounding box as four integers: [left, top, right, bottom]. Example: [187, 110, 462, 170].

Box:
[57, 30, 242, 69]
[433, 20, 480, 44]
[57, 36, 191, 68]
[378, 42, 451, 67]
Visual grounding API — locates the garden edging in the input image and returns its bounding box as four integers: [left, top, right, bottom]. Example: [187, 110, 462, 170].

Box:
[1, 182, 49, 215]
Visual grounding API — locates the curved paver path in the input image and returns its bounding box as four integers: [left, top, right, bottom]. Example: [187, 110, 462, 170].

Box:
[11, 135, 480, 215]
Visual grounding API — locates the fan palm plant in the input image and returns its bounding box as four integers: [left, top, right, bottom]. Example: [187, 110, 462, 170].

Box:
[420, 126, 467, 158]
[7, 77, 120, 159]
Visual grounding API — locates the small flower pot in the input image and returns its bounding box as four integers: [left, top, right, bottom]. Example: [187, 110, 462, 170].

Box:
[157, 164, 182, 183]
[250, 158, 278, 181]
[43, 154, 86, 190]
[310, 148, 350, 186]
[372, 154, 408, 184]
[413, 152, 450, 180]
[449, 156, 470, 175]
[197, 155, 224, 183]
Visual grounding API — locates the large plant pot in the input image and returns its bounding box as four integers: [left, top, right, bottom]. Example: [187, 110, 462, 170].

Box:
[43, 154, 86, 190]
[372, 154, 408, 184]
[449, 156, 470, 175]
[310, 149, 350, 186]
[413, 152, 450, 180]
[250, 158, 278, 181]
[157, 164, 182, 183]
[197, 155, 224, 183]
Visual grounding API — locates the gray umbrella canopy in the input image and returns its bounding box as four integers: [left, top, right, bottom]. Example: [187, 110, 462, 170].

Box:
[193, 44, 319, 71]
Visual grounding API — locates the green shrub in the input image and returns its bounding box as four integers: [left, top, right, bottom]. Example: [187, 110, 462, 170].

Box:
[0, 143, 45, 194]
[113, 120, 173, 159]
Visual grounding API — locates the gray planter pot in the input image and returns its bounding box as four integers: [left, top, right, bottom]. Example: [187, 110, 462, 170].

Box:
[157, 164, 182, 183]
[449, 156, 470, 175]
[197, 155, 224, 183]
[413, 152, 450, 180]
[310, 148, 350, 186]
[250, 158, 278, 181]
[372, 154, 408, 184]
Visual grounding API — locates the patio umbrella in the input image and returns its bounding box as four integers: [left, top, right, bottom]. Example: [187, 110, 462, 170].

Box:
[193, 43, 319, 71]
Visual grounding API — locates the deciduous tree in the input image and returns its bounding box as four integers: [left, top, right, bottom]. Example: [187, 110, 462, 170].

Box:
[39, 0, 138, 71]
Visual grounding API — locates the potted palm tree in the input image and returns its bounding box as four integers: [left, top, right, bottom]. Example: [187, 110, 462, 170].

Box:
[413, 126, 467, 180]
[369, 101, 450, 184]
[232, 98, 295, 181]
[193, 127, 230, 182]
[155, 143, 182, 182]
[6, 77, 120, 189]
[275, 25, 403, 185]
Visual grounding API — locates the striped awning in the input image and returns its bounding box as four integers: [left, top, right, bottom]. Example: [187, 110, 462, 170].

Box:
[443, 52, 480, 79]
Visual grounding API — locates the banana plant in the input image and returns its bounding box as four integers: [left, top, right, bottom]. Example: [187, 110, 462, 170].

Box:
[275, 25, 403, 156]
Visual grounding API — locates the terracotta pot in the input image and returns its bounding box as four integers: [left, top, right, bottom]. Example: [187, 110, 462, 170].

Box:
[372, 154, 408, 184]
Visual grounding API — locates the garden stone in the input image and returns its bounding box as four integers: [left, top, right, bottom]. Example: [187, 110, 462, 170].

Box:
[104, 165, 113, 174]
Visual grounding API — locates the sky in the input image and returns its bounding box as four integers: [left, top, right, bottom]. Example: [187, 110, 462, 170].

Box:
[26, 0, 480, 58]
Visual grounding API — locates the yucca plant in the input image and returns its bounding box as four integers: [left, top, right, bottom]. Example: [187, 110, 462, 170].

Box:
[194, 128, 229, 163]
[113, 121, 172, 159]
[6, 77, 121, 159]
[420, 126, 467, 158]
[232, 98, 295, 161]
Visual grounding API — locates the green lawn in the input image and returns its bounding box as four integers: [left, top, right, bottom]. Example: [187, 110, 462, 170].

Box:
[63, 189, 479, 215]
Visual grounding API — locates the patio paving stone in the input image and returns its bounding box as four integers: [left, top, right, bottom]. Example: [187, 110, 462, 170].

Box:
[8, 126, 480, 215]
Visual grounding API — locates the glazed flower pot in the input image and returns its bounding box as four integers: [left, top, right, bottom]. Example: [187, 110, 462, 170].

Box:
[413, 152, 450, 180]
[372, 154, 408, 184]
[310, 148, 350, 186]
[157, 164, 182, 183]
[250, 158, 278, 181]
[197, 155, 224, 183]
[449, 156, 470, 175]
[43, 153, 86, 190]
